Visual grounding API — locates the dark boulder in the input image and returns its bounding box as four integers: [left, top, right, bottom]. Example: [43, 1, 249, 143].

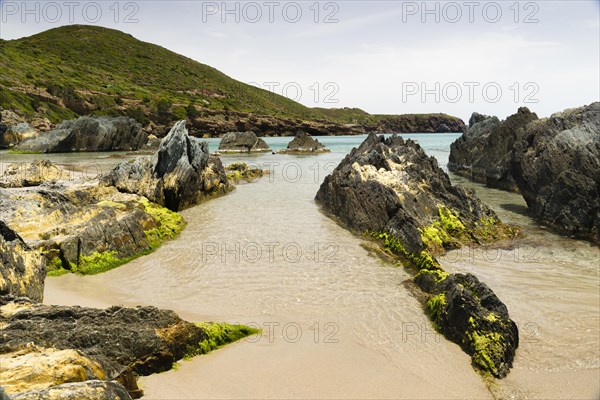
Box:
[316, 133, 519, 377]
[218, 131, 271, 153]
[512, 102, 600, 242]
[449, 108, 538, 191]
[15, 117, 147, 153]
[102, 120, 230, 211]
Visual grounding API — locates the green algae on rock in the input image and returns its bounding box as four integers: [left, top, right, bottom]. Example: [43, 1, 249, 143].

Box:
[316, 133, 519, 378]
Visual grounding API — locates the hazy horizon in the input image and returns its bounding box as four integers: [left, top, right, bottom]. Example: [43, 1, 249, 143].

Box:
[1, 0, 598, 121]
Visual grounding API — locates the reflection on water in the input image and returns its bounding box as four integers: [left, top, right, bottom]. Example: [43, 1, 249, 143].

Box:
[35, 132, 599, 399]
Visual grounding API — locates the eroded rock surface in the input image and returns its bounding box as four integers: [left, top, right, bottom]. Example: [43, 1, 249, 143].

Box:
[316, 133, 519, 377]
[279, 131, 329, 154]
[218, 131, 271, 153]
[0, 221, 45, 302]
[0, 160, 69, 188]
[15, 116, 147, 153]
[103, 120, 230, 211]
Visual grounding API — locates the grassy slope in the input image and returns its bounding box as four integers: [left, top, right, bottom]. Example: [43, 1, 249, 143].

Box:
[0, 25, 319, 123]
[0, 25, 464, 129]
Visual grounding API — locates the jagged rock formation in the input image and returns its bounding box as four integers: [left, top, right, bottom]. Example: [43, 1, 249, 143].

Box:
[449, 108, 538, 191]
[0, 180, 185, 276]
[103, 120, 230, 211]
[449, 103, 600, 242]
[0, 222, 45, 302]
[512, 102, 600, 241]
[218, 131, 271, 153]
[279, 131, 329, 154]
[316, 133, 519, 377]
[15, 116, 147, 153]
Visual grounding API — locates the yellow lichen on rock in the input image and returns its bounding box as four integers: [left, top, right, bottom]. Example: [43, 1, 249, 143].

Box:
[0, 346, 106, 395]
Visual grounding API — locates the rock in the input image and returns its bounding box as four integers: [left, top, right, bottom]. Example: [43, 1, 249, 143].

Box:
[375, 113, 466, 133]
[15, 117, 147, 153]
[416, 272, 519, 378]
[225, 162, 267, 183]
[0, 160, 69, 188]
[102, 120, 230, 211]
[0, 221, 45, 302]
[0, 295, 257, 398]
[279, 131, 329, 154]
[511, 102, 600, 242]
[0, 346, 106, 396]
[315, 133, 519, 377]
[11, 381, 132, 400]
[449, 108, 538, 191]
[0, 183, 185, 275]
[218, 131, 271, 153]
[0, 123, 39, 149]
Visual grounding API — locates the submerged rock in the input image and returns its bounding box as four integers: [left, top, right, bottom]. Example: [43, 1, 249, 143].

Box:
[102, 120, 230, 211]
[512, 102, 600, 242]
[225, 162, 267, 183]
[279, 131, 329, 154]
[449, 108, 538, 191]
[0, 221, 45, 302]
[315, 133, 519, 377]
[0, 160, 69, 188]
[218, 131, 271, 153]
[15, 116, 147, 153]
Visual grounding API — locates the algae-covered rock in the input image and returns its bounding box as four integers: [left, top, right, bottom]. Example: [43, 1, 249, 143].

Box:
[315, 133, 519, 378]
[0, 221, 45, 302]
[0, 123, 39, 149]
[102, 120, 230, 211]
[0, 183, 185, 276]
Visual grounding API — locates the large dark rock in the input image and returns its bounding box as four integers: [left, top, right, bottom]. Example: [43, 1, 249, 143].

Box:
[512, 102, 600, 242]
[315, 133, 519, 377]
[449, 108, 538, 191]
[375, 113, 466, 133]
[15, 116, 147, 153]
[279, 131, 329, 154]
[0, 221, 45, 302]
[102, 120, 230, 211]
[218, 131, 271, 153]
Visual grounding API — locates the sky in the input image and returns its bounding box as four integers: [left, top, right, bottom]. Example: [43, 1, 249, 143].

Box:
[1, 0, 599, 121]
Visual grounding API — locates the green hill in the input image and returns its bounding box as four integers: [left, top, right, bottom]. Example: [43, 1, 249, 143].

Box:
[0, 25, 465, 134]
[0, 25, 320, 124]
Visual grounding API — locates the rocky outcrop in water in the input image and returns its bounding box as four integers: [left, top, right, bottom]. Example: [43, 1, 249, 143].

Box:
[316, 133, 519, 377]
[374, 113, 466, 134]
[512, 102, 600, 242]
[0, 222, 45, 302]
[218, 131, 271, 153]
[0, 178, 185, 276]
[449, 103, 600, 242]
[449, 108, 538, 191]
[0, 295, 257, 398]
[103, 120, 230, 211]
[15, 117, 147, 153]
[279, 132, 329, 154]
